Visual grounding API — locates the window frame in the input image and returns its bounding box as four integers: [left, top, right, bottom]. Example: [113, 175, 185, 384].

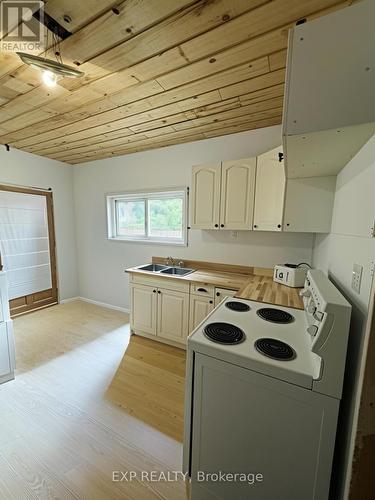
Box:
[106, 187, 188, 246]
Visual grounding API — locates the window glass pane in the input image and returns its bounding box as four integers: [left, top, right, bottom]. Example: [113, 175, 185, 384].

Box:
[148, 197, 183, 239]
[116, 199, 145, 237]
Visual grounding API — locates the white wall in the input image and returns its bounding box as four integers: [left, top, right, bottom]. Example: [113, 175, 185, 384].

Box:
[0, 147, 78, 300]
[312, 134, 375, 499]
[73, 126, 314, 310]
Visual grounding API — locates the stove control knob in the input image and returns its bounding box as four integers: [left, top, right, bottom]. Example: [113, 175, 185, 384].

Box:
[307, 302, 316, 314]
[314, 311, 324, 322]
[307, 325, 319, 337]
[299, 289, 311, 298]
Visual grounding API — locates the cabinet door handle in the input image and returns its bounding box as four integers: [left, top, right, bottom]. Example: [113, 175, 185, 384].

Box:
[254, 224, 258, 228]
[209, 300, 213, 304]
[214, 224, 219, 228]
[153, 289, 156, 293]
[197, 287, 207, 293]
[220, 224, 224, 228]
[277, 224, 281, 228]
[157, 290, 161, 294]
[216, 292, 220, 297]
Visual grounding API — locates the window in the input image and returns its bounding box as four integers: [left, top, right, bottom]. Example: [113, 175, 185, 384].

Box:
[107, 189, 187, 245]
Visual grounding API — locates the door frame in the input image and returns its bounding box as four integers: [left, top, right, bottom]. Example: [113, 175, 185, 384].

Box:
[0, 184, 58, 316]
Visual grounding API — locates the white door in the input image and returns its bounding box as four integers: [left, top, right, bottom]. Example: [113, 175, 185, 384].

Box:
[220, 158, 256, 230]
[157, 288, 189, 343]
[190, 163, 221, 229]
[189, 295, 215, 333]
[253, 146, 285, 231]
[0, 323, 11, 378]
[214, 288, 236, 307]
[130, 284, 157, 335]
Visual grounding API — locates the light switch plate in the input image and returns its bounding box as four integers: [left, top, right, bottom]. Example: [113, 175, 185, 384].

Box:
[352, 264, 363, 294]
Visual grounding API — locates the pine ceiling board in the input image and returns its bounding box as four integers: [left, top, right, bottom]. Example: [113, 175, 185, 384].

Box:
[27, 29, 281, 131]
[172, 96, 284, 131]
[156, 30, 287, 91]
[66, 114, 283, 164]
[14, 66, 285, 154]
[9, 57, 272, 149]
[1, 108, 61, 133]
[33, 128, 137, 156]
[56, 0, 198, 66]
[0, 1, 345, 149]
[60, 0, 268, 87]
[268, 50, 288, 71]
[43, 0, 127, 33]
[219, 68, 286, 100]
[202, 114, 282, 138]
[238, 83, 285, 105]
[30, 91, 223, 154]
[50, 132, 150, 160]
[52, 105, 284, 162]
[3, 80, 166, 147]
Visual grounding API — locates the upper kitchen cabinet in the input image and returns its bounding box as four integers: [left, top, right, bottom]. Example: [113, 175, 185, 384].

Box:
[253, 146, 285, 231]
[283, 0, 375, 178]
[220, 158, 256, 230]
[190, 163, 221, 230]
[191, 158, 256, 231]
[283, 176, 336, 233]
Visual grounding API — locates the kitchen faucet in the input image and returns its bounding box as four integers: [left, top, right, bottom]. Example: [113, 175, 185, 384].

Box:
[165, 256, 175, 266]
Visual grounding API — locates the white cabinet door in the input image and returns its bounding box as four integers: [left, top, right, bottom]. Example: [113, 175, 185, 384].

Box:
[214, 288, 236, 307]
[220, 158, 256, 230]
[157, 289, 189, 343]
[0, 323, 11, 378]
[130, 284, 157, 335]
[253, 146, 285, 231]
[283, 176, 336, 233]
[189, 295, 214, 333]
[190, 163, 221, 229]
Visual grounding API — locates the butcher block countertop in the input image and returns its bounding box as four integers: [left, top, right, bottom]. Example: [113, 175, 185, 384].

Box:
[126, 258, 304, 310]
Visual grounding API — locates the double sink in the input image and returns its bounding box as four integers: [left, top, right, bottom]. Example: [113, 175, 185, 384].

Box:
[137, 263, 195, 276]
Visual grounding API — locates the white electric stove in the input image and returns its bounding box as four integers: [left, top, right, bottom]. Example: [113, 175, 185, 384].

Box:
[183, 269, 351, 500]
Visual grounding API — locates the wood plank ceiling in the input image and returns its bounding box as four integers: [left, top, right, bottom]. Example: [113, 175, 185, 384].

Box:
[0, 0, 355, 165]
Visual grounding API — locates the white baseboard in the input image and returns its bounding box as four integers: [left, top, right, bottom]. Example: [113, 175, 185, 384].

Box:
[60, 297, 80, 304]
[60, 296, 130, 314]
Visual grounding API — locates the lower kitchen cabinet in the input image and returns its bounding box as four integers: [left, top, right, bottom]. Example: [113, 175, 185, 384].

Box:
[189, 294, 215, 333]
[130, 276, 241, 347]
[157, 288, 189, 343]
[130, 284, 157, 335]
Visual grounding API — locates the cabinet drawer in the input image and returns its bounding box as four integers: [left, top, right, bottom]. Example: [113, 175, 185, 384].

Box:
[129, 273, 189, 293]
[191, 283, 215, 298]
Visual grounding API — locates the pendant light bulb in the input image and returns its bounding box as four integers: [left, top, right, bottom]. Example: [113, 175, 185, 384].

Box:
[42, 70, 58, 87]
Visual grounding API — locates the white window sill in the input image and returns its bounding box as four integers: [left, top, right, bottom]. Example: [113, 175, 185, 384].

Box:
[108, 237, 187, 247]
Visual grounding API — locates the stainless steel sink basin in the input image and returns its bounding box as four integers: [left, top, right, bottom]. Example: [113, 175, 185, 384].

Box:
[137, 264, 169, 272]
[160, 267, 195, 276]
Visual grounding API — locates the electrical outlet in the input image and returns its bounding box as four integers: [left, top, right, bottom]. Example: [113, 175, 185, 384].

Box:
[231, 231, 238, 239]
[351, 264, 363, 294]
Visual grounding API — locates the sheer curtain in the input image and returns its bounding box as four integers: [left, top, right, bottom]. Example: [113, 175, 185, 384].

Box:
[0, 190, 52, 300]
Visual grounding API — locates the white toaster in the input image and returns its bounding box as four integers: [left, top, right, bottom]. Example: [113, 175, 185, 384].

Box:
[273, 264, 308, 288]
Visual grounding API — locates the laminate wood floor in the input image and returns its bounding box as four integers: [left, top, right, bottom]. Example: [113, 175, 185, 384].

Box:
[0, 300, 188, 500]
